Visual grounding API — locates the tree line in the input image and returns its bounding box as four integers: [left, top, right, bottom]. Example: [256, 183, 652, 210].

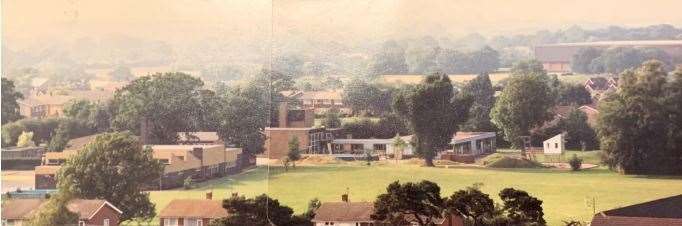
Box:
[571, 46, 679, 74]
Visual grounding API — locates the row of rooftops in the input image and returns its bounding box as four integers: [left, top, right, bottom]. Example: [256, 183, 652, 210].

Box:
[2, 198, 123, 221]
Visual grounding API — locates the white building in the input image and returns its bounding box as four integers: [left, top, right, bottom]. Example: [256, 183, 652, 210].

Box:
[543, 134, 565, 155]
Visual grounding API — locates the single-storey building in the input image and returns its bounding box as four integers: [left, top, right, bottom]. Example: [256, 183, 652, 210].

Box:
[441, 132, 497, 163]
[1, 198, 123, 226]
[330, 136, 414, 157]
[158, 193, 229, 226]
[263, 127, 341, 159]
[34, 144, 243, 190]
[543, 134, 564, 155]
[590, 194, 682, 226]
[1, 146, 45, 170]
[151, 145, 242, 189]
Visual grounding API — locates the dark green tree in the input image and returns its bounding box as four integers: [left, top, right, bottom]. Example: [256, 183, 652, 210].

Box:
[343, 79, 393, 115]
[461, 73, 496, 132]
[557, 83, 592, 106]
[393, 73, 471, 166]
[468, 46, 501, 73]
[446, 185, 496, 226]
[558, 108, 598, 150]
[210, 194, 310, 226]
[216, 83, 269, 156]
[63, 99, 95, 119]
[371, 180, 445, 226]
[1, 78, 24, 124]
[597, 61, 679, 174]
[499, 188, 546, 226]
[112, 72, 204, 144]
[491, 66, 555, 149]
[321, 108, 342, 128]
[57, 132, 164, 221]
[287, 137, 301, 168]
[665, 66, 682, 174]
[47, 122, 71, 152]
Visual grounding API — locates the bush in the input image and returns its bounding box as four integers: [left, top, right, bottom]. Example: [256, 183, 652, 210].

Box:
[183, 177, 193, 190]
[568, 154, 583, 171]
[16, 131, 35, 147]
[486, 156, 545, 168]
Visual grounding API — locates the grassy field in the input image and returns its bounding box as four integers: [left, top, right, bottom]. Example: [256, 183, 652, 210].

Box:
[145, 163, 682, 225]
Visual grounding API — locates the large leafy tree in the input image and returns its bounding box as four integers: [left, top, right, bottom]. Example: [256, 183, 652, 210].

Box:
[597, 61, 680, 174]
[461, 73, 496, 132]
[57, 132, 164, 221]
[343, 79, 393, 115]
[1, 78, 24, 124]
[666, 66, 682, 173]
[394, 73, 471, 166]
[558, 108, 598, 150]
[372, 180, 445, 226]
[491, 62, 555, 148]
[112, 72, 204, 144]
[557, 83, 592, 106]
[210, 194, 310, 226]
[446, 186, 496, 226]
[499, 188, 546, 226]
[25, 193, 79, 226]
[216, 83, 269, 156]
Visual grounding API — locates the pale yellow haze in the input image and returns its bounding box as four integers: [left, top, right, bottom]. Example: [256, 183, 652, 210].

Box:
[3, 0, 682, 44]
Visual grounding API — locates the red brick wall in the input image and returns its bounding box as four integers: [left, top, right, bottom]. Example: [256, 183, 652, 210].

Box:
[85, 204, 121, 226]
[264, 129, 311, 159]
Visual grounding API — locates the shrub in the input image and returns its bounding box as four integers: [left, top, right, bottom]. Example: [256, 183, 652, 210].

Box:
[16, 131, 35, 147]
[183, 177, 193, 190]
[568, 154, 583, 171]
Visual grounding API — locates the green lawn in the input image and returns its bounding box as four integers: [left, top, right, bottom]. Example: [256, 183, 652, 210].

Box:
[144, 163, 682, 225]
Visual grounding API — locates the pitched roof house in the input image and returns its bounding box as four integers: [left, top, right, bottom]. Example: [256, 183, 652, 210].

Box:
[1, 198, 123, 226]
[158, 193, 229, 226]
[312, 202, 375, 226]
[590, 194, 682, 226]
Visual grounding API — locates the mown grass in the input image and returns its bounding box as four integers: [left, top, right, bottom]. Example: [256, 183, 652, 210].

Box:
[140, 163, 682, 226]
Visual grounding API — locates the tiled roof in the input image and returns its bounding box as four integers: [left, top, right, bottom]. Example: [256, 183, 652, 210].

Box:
[1, 199, 120, 220]
[66, 134, 100, 150]
[158, 199, 229, 218]
[34, 165, 62, 175]
[1, 198, 45, 219]
[177, 132, 221, 143]
[312, 202, 374, 222]
[298, 90, 343, 100]
[586, 77, 611, 91]
[590, 195, 682, 226]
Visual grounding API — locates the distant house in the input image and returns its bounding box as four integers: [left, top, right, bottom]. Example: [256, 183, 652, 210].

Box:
[441, 132, 497, 163]
[17, 90, 113, 119]
[590, 194, 682, 226]
[1, 198, 123, 226]
[283, 90, 350, 115]
[312, 201, 376, 226]
[158, 193, 229, 226]
[34, 144, 243, 190]
[313, 197, 465, 226]
[1, 146, 45, 170]
[177, 132, 223, 145]
[151, 145, 242, 189]
[584, 77, 618, 101]
[330, 135, 414, 158]
[543, 134, 564, 155]
[551, 105, 600, 127]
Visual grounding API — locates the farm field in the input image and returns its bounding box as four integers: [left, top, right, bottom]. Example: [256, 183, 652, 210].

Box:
[144, 162, 682, 226]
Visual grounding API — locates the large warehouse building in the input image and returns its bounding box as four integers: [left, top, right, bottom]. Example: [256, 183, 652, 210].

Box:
[534, 40, 682, 73]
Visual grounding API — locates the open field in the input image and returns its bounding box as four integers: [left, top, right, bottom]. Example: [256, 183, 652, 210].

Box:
[145, 163, 682, 225]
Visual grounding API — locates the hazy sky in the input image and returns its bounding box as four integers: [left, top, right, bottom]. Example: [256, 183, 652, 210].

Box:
[4, 0, 682, 47]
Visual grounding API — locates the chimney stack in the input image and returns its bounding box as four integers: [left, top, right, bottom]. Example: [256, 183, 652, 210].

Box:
[341, 194, 349, 202]
[206, 192, 213, 200]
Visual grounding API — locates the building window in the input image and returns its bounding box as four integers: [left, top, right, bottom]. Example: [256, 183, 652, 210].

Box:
[555, 143, 558, 149]
[164, 218, 179, 226]
[78, 221, 85, 226]
[103, 219, 110, 226]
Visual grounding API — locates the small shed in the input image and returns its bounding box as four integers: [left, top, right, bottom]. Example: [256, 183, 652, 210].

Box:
[543, 134, 564, 155]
